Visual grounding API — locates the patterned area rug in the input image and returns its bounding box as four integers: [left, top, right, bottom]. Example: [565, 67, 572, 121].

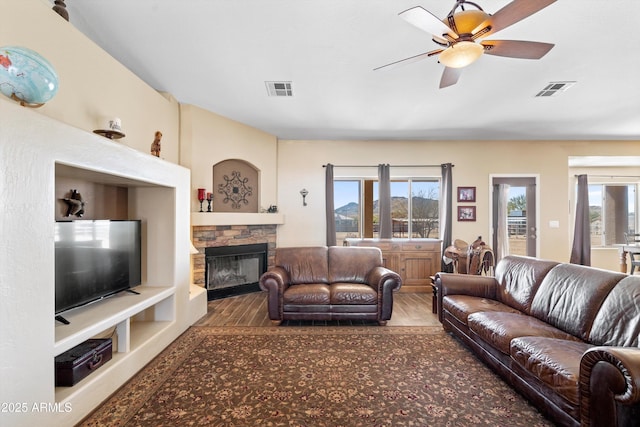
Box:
[80, 326, 552, 426]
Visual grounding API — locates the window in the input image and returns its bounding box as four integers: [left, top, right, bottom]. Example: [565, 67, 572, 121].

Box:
[334, 180, 360, 242]
[334, 178, 440, 246]
[588, 183, 637, 246]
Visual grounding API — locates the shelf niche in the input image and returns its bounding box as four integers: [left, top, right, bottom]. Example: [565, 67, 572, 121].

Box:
[51, 161, 183, 414]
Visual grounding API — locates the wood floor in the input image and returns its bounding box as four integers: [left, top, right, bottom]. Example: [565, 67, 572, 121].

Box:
[194, 291, 440, 327]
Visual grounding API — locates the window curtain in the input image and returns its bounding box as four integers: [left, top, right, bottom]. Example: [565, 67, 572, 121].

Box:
[440, 163, 453, 272]
[325, 164, 337, 246]
[570, 174, 591, 265]
[378, 164, 392, 238]
[496, 184, 510, 262]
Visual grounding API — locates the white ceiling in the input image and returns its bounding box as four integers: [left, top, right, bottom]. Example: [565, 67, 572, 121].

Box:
[65, 0, 640, 141]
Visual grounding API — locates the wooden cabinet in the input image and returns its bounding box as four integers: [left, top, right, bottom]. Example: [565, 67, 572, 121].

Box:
[346, 239, 442, 293]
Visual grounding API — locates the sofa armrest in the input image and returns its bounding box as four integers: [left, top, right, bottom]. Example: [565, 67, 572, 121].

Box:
[367, 266, 402, 321]
[366, 266, 401, 290]
[435, 272, 498, 298]
[580, 346, 640, 427]
[259, 266, 290, 290]
[259, 266, 290, 320]
[367, 266, 402, 290]
[434, 273, 498, 322]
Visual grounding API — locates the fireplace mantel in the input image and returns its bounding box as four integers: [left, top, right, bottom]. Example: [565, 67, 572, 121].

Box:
[191, 212, 284, 226]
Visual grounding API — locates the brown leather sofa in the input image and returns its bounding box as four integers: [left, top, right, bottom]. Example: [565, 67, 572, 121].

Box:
[435, 255, 640, 427]
[259, 246, 402, 325]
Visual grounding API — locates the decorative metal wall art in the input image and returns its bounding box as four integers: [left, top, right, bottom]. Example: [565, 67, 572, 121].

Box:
[218, 171, 253, 209]
[300, 188, 309, 206]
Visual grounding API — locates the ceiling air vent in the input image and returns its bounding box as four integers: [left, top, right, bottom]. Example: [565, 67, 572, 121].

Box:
[535, 81, 576, 97]
[265, 81, 293, 97]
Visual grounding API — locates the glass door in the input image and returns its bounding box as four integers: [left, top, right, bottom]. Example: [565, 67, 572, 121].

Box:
[492, 177, 537, 259]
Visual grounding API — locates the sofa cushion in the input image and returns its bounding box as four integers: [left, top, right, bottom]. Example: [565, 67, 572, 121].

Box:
[329, 283, 377, 305]
[443, 295, 521, 324]
[530, 264, 625, 342]
[284, 284, 330, 305]
[494, 256, 559, 314]
[468, 311, 580, 355]
[328, 246, 382, 284]
[510, 337, 593, 406]
[589, 275, 640, 347]
[276, 247, 329, 285]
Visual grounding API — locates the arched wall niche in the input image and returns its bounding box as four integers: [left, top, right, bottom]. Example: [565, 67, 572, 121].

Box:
[213, 159, 260, 213]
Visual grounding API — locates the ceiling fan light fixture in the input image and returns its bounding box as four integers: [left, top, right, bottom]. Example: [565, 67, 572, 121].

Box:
[438, 41, 484, 68]
[447, 10, 490, 35]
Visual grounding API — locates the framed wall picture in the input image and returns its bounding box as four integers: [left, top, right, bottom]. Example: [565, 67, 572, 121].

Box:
[457, 186, 476, 202]
[458, 206, 476, 222]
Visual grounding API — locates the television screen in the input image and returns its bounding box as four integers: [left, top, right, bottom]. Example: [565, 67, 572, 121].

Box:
[55, 220, 141, 314]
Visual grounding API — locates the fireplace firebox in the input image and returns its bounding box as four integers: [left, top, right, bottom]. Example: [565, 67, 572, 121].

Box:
[204, 243, 267, 300]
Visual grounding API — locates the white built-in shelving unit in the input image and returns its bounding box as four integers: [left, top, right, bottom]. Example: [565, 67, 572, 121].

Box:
[0, 100, 204, 427]
[53, 286, 175, 402]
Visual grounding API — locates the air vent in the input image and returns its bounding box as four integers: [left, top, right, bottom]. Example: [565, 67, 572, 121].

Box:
[535, 81, 576, 97]
[265, 81, 293, 97]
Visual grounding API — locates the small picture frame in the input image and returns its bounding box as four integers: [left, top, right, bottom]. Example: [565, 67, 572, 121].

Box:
[458, 206, 476, 222]
[457, 186, 476, 202]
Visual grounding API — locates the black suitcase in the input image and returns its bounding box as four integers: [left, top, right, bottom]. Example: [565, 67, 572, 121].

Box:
[55, 338, 112, 386]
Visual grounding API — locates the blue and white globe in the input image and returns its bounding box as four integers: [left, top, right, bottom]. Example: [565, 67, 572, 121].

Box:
[0, 46, 59, 106]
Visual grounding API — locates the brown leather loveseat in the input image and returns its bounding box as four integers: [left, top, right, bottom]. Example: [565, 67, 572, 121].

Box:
[435, 255, 640, 427]
[259, 246, 402, 325]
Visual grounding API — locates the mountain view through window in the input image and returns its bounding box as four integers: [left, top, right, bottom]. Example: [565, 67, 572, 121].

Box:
[334, 179, 439, 246]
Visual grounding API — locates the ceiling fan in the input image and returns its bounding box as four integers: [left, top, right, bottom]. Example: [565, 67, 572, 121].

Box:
[375, 0, 557, 88]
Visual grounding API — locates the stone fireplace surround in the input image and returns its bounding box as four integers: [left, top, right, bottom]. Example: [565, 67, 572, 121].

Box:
[192, 224, 277, 290]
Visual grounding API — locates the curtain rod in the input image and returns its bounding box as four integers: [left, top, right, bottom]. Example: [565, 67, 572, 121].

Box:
[323, 164, 453, 168]
[575, 174, 640, 178]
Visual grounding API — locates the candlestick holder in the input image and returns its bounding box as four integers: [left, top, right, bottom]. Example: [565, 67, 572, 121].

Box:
[197, 188, 206, 212]
[207, 196, 212, 212]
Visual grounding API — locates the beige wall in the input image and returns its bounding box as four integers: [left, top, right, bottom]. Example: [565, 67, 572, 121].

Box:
[179, 104, 278, 213]
[2, 0, 180, 163]
[276, 139, 640, 271]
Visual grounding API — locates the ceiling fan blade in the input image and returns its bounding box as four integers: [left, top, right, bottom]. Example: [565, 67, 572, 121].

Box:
[374, 49, 442, 72]
[399, 6, 457, 39]
[439, 67, 461, 89]
[482, 40, 554, 59]
[472, 0, 557, 38]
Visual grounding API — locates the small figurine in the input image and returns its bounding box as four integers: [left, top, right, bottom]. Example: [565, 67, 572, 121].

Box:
[62, 189, 85, 217]
[150, 131, 162, 157]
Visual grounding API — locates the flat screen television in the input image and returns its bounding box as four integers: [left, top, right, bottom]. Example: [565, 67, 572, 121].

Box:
[55, 220, 142, 316]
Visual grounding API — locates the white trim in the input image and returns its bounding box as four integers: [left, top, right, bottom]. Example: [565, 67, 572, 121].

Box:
[488, 174, 541, 257]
